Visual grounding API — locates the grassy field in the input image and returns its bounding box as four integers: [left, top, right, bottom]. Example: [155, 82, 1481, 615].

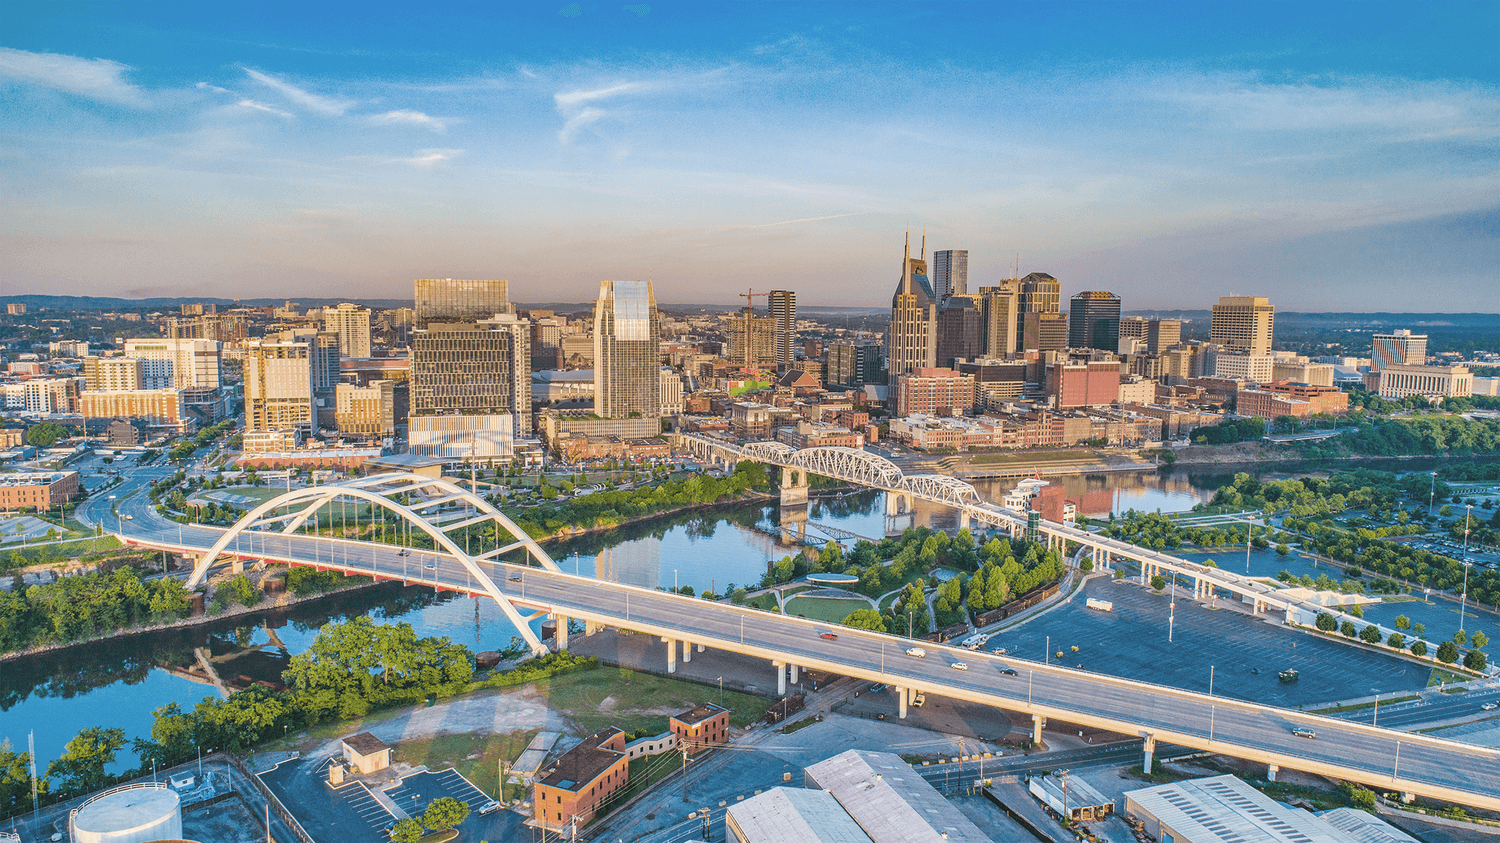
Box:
[394, 730, 540, 802]
[528, 667, 768, 734]
[969, 450, 1101, 466]
[1428, 667, 1472, 687]
[782, 595, 868, 624]
[744, 592, 779, 611]
[0, 535, 123, 567]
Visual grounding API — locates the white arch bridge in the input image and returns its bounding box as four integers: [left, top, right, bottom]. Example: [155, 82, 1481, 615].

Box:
[184, 472, 563, 654]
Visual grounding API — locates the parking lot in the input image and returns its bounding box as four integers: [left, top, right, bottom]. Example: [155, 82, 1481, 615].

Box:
[987, 577, 1432, 707]
[385, 768, 496, 823]
[260, 757, 396, 843]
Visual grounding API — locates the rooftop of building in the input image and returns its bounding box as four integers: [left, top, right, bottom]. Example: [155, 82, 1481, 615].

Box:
[0, 471, 75, 486]
[671, 702, 729, 726]
[533, 369, 596, 383]
[341, 732, 390, 756]
[538, 728, 625, 792]
[1125, 774, 1370, 843]
[804, 750, 990, 843]
[726, 788, 875, 843]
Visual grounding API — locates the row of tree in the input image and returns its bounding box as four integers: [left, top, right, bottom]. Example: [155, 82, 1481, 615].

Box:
[506, 461, 774, 538]
[0, 568, 192, 654]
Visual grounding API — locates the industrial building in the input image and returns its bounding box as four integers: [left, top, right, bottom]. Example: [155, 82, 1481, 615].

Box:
[803, 750, 990, 843]
[726, 787, 875, 843]
[68, 781, 183, 843]
[1124, 775, 1416, 843]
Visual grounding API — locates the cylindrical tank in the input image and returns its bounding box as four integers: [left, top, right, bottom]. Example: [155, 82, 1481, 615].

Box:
[69, 783, 182, 843]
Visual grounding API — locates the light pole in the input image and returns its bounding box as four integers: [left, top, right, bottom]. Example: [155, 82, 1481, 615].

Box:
[1243, 517, 1253, 574]
[1428, 472, 1438, 519]
[1460, 505, 1473, 632]
[1168, 572, 1177, 643]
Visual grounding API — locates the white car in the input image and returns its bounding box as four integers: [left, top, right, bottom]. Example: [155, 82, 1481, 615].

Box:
[912, 693, 926, 707]
[905, 647, 926, 658]
[1483, 702, 1498, 711]
[950, 662, 968, 671]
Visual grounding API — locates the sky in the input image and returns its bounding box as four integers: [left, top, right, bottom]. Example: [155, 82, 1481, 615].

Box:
[1, 1, 1496, 310]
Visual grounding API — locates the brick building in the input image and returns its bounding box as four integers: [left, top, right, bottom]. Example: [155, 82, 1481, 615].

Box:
[670, 703, 730, 756]
[533, 727, 629, 832]
[894, 367, 976, 417]
[1236, 381, 1350, 418]
[0, 471, 80, 510]
[1047, 360, 1120, 408]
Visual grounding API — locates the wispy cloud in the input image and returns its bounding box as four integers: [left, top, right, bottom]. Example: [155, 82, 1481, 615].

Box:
[0, 47, 146, 106]
[749, 212, 867, 228]
[403, 148, 462, 168]
[244, 68, 353, 115]
[369, 109, 447, 132]
[236, 99, 294, 119]
[196, 81, 232, 95]
[554, 82, 641, 108]
[552, 83, 645, 145]
[557, 108, 605, 144]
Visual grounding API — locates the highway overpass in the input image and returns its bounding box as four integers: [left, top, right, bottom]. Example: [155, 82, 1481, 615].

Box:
[112, 471, 1500, 811]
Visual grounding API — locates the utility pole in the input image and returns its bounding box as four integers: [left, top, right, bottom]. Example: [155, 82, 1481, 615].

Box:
[681, 748, 690, 802]
[1061, 768, 1070, 824]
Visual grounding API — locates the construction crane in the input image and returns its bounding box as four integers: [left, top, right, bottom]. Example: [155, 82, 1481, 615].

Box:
[739, 288, 770, 311]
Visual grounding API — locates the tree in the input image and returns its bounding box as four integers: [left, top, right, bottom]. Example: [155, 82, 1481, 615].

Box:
[0, 740, 42, 815]
[1413, 622, 1425, 634]
[1454, 629, 1467, 646]
[1315, 612, 1337, 632]
[422, 796, 470, 832]
[1464, 648, 1488, 671]
[1359, 624, 1382, 644]
[1340, 620, 1357, 638]
[1436, 640, 1459, 664]
[1394, 614, 1410, 630]
[1386, 632, 1405, 650]
[390, 818, 424, 843]
[1410, 640, 1427, 657]
[1150, 574, 1166, 592]
[26, 422, 67, 448]
[841, 608, 887, 633]
[1472, 630, 1488, 651]
[47, 727, 126, 796]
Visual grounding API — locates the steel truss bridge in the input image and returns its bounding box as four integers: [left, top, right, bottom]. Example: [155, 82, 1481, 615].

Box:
[117, 470, 1500, 811]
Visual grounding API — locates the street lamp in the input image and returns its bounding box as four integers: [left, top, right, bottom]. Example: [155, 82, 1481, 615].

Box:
[1460, 504, 1473, 633]
[1428, 472, 1438, 519]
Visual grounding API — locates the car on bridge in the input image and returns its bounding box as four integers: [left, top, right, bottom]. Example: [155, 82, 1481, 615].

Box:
[424, 559, 437, 571]
[397, 548, 410, 557]
[1292, 727, 1316, 739]
[999, 668, 1018, 676]
[905, 647, 926, 658]
[820, 632, 838, 640]
[950, 662, 968, 671]
[1483, 702, 1498, 711]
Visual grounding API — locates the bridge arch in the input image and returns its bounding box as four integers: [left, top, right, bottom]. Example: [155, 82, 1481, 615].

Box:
[789, 447, 905, 488]
[185, 473, 560, 654]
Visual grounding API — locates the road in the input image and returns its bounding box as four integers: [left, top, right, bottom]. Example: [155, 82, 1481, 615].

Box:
[111, 491, 1500, 812]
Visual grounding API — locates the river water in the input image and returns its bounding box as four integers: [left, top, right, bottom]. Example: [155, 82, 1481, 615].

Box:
[0, 457, 1470, 772]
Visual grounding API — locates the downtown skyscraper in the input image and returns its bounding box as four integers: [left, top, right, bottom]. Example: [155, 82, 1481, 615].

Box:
[931, 250, 968, 299]
[594, 280, 660, 419]
[1068, 291, 1122, 352]
[887, 231, 939, 387]
[767, 290, 797, 369]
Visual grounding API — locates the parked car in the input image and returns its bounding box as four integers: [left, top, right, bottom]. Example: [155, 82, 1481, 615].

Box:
[869, 683, 887, 693]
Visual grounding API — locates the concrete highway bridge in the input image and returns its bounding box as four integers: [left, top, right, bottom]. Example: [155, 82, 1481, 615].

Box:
[113, 470, 1500, 811]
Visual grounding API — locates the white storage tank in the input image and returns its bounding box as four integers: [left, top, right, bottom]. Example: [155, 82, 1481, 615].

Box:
[69, 783, 182, 843]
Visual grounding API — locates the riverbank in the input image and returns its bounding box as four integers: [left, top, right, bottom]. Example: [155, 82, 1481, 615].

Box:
[1170, 441, 1500, 466]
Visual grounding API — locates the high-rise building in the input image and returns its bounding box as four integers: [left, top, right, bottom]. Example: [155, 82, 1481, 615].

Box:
[767, 290, 797, 368]
[936, 295, 982, 368]
[1048, 360, 1122, 408]
[1118, 318, 1181, 357]
[887, 232, 939, 386]
[324, 303, 373, 359]
[244, 339, 316, 441]
[727, 309, 778, 369]
[530, 314, 566, 371]
[414, 279, 513, 327]
[1017, 272, 1061, 344]
[1371, 329, 1427, 372]
[978, 281, 1020, 358]
[895, 367, 976, 417]
[124, 338, 221, 390]
[1023, 312, 1068, 353]
[335, 380, 396, 438]
[1210, 296, 1275, 356]
[594, 280, 661, 419]
[82, 357, 144, 391]
[1068, 291, 1122, 352]
[828, 341, 883, 389]
[931, 250, 968, 299]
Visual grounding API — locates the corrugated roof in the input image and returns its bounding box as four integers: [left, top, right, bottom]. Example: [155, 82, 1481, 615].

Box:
[1125, 775, 1363, 843]
[1316, 809, 1420, 843]
[804, 750, 991, 843]
[726, 788, 875, 843]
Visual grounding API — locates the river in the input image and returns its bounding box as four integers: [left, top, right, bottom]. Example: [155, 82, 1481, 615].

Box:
[0, 457, 1474, 773]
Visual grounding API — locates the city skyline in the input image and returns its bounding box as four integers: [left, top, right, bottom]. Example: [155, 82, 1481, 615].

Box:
[2, 1, 1496, 310]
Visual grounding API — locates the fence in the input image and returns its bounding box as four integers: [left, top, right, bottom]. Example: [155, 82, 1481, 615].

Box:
[228, 754, 316, 843]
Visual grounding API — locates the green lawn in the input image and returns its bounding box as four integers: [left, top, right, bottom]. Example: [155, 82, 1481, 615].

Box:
[527, 667, 767, 734]
[782, 595, 869, 624]
[744, 593, 779, 611]
[0, 535, 123, 568]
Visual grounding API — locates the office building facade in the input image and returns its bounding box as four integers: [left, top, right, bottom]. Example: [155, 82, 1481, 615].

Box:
[931, 249, 968, 299]
[1068, 291, 1122, 352]
[1118, 317, 1181, 356]
[1210, 296, 1275, 355]
[414, 278, 513, 327]
[978, 281, 1020, 358]
[1017, 272, 1062, 347]
[767, 290, 797, 368]
[828, 342, 883, 389]
[727, 310, 778, 369]
[324, 302, 373, 359]
[594, 280, 661, 419]
[82, 357, 145, 391]
[887, 232, 939, 386]
[1371, 329, 1427, 372]
[244, 340, 316, 442]
[124, 338, 222, 390]
[935, 295, 982, 368]
[1377, 364, 1472, 401]
[1023, 312, 1068, 353]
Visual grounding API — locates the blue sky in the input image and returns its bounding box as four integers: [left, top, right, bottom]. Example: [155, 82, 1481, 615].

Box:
[1, 1, 1496, 309]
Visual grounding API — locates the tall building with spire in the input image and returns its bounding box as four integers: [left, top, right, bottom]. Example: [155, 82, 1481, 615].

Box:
[594, 280, 660, 419]
[887, 230, 939, 389]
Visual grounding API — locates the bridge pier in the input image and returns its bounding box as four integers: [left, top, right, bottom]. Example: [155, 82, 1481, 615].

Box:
[1267, 764, 1278, 782]
[667, 638, 677, 674]
[788, 663, 798, 683]
[774, 661, 786, 696]
[555, 615, 569, 650]
[898, 687, 908, 719]
[780, 467, 810, 507]
[959, 510, 971, 530]
[1143, 734, 1156, 773]
[1032, 714, 1046, 745]
[682, 640, 691, 663]
[585, 619, 599, 635]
